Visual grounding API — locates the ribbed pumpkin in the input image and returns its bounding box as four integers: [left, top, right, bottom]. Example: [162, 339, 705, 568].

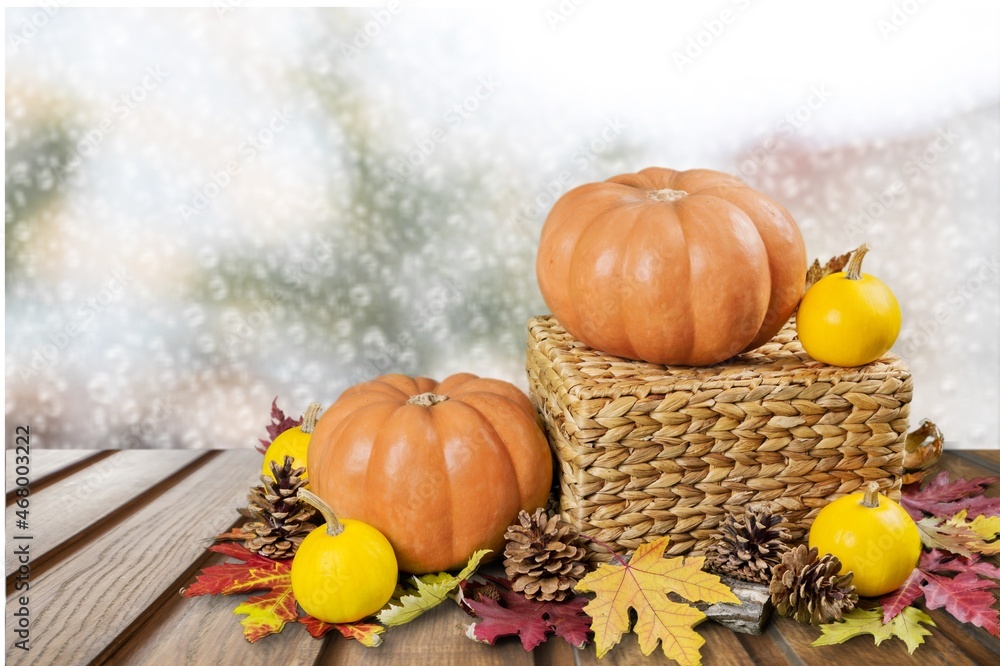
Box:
[308, 373, 553, 574]
[536, 167, 807, 365]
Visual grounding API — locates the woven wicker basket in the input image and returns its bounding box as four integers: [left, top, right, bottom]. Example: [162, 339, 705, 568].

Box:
[526, 315, 911, 562]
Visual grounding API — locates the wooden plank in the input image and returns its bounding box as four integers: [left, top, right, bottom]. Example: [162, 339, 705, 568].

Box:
[319, 600, 533, 666]
[737, 625, 801, 665]
[945, 450, 1000, 477]
[532, 638, 577, 666]
[5, 449, 103, 496]
[4, 450, 260, 665]
[769, 612, 976, 665]
[110, 550, 323, 666]
[936, 452, 1000, 486]
[572, 618, 759, 666]
[5, 450, 204, 578]
[927, 603, 1000, 665]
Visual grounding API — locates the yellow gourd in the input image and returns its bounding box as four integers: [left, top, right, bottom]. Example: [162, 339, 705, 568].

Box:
[808, 482, 921, 597]
[796, 243, 901, 367]
[291, 489, 398, 624]
[262, 403, 322, 482]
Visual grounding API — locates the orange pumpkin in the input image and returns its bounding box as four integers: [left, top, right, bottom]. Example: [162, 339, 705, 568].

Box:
[536, 167, 807, 365]
[308, 373, 553, 574]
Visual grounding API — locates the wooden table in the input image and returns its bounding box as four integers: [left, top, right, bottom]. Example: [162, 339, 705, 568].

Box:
[5, 449, 1000, 665]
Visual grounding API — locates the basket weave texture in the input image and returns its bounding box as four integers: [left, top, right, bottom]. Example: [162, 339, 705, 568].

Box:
[526, 315, 911, 562]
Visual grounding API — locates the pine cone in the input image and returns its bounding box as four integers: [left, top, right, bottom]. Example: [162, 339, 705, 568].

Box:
[770, 545, 858, 625]
[707, 504, 791, 584]
[504, 508, 587, 602]
[239, 456, 319, 559]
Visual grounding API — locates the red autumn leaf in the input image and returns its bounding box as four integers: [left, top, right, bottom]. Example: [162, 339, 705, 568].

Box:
[182, 544, 291, 597]
[462, 577, 591, 651]
[902, 471, 999, 520]
[881, 569, 925, 623]
[183, 542, 385, 645]
[182, 544, 295, 642]
[299, 616, 385, 646]
[256, 398, 303, 454]
[921, 571, 1000, 637]
[921, 550, 1000, 579]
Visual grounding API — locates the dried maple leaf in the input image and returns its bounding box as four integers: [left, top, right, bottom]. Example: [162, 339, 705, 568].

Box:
[804, 250, 852, 290]
[256, 398, 303, 454]
[574, 536, 739, 666]
[813, 607, 935, 654]
[299, 616, 385, 646]
[462, 576, 591, 651]
[901, 470, 999, 521]
[376, 549, 489, 627]
[182, 542, 382, 644]
[902, 420, 944, 485]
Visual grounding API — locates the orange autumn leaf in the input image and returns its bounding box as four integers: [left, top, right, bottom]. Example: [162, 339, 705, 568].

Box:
[183, 542, 383, 645]
[574, 537, 739, 666]
[299, 615, 385, 646]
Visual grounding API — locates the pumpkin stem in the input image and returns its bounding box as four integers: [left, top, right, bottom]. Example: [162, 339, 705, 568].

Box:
[648, 188, 688, 203]
[407, 392, 449, 407]
[862, 481, 881, 508]
[845, 243, 871, 280]
[297, 488, 345, 537]
[301, 402, 322, 434]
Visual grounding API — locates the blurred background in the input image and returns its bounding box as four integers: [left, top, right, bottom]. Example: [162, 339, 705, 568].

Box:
[5, 3, 999, 449]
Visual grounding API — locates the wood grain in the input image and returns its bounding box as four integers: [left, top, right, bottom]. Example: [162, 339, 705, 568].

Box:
[4, 450, 204, 577]
[770, 611, 977, 665]
[110, 550, 323, 666]
[572, 618, 760, 666]
[5, 449, 103, 496]
[3, 450, 259, 665]
[319, 600, 533, 666]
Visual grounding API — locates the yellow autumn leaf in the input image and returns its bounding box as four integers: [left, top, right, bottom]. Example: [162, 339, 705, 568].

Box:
[948, 509, 1000, 541]
[574, 537, 739, 666]
[943, 510, 1000, 555]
